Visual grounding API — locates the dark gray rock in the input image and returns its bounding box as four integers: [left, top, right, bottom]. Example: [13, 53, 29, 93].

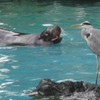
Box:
[26, 79, 100, 100]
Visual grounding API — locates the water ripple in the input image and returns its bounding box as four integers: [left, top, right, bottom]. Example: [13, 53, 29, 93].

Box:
[42, 24, 53, 26]
[0, 68, 10, 73]
[0, 47, 15, 50]
[0, 74, 8, 79]
[0, 55, 10, 63]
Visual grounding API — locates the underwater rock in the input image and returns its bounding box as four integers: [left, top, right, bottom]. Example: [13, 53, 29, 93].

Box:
[26, 79, 100, 100]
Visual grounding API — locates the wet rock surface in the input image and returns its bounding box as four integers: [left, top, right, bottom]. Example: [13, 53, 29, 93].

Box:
[26, 79, 100, 100]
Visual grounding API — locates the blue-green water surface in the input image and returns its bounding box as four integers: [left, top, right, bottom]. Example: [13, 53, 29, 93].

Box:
[0, 1, 100, 100]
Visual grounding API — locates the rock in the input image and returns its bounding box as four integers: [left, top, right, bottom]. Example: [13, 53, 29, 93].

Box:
[26, 79, 100, 100]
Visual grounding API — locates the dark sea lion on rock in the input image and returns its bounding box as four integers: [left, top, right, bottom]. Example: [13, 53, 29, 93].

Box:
[0, 26, 62, 46]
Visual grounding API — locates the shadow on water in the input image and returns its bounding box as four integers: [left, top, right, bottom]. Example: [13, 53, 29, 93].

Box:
[0, 0, 100, 6]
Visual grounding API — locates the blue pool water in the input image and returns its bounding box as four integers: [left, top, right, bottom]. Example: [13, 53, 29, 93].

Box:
[0, 1, 100, 100]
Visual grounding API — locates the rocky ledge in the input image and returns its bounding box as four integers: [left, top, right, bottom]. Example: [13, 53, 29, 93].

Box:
[26, 79, 100, 100]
